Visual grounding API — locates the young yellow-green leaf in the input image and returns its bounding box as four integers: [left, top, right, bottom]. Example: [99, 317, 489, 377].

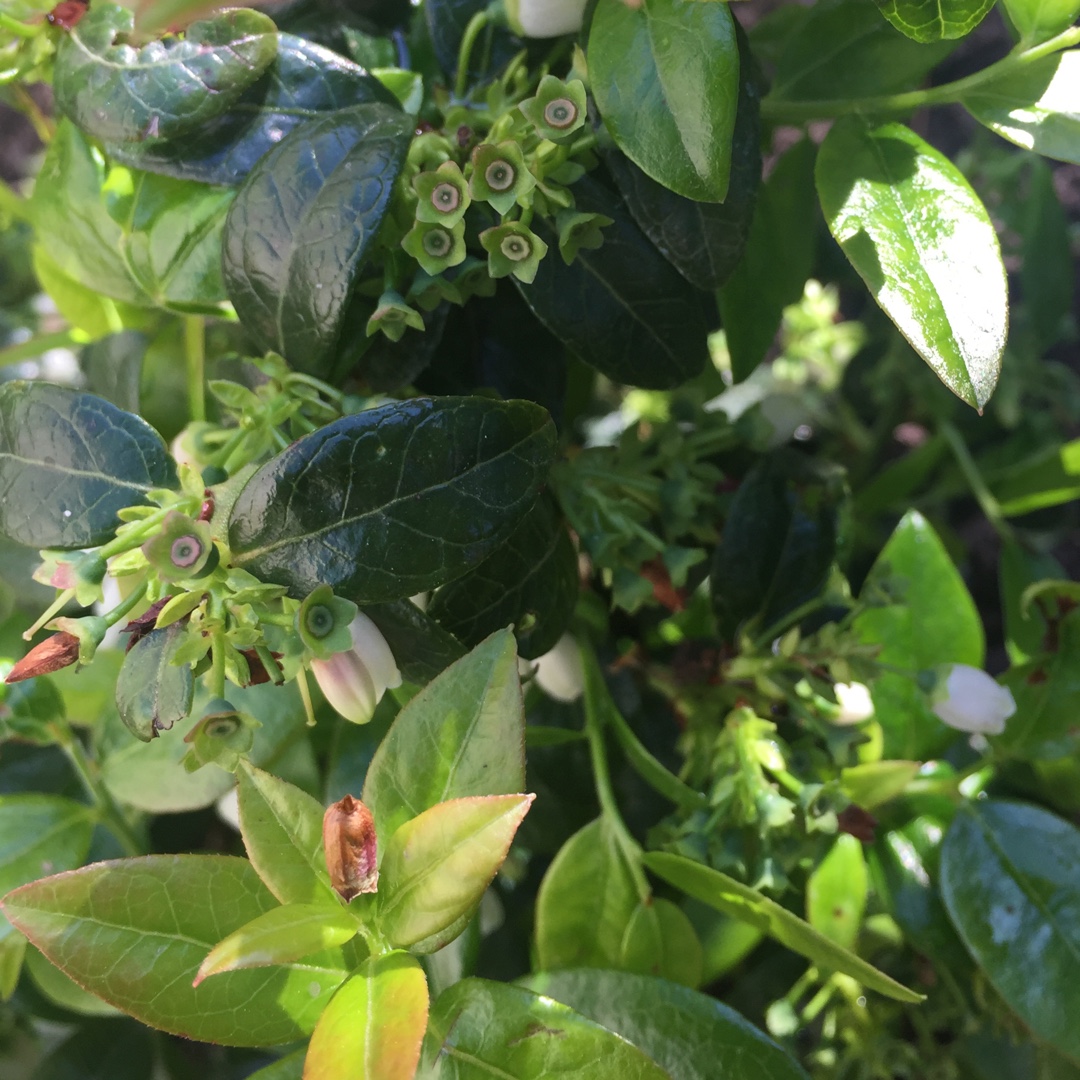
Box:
[876, 0, 994, 42]
[643, 851, 923, 1003]
[0, 794, 94, 948]
[588, 0, 738, 202]
[620, 898, 704, 988]
[363, 630, 525, 850]
[54, 3, 277, 143]
[0, 934, 24, 1001]
[229, 397, 556, 603]
[522, 969, 809, 1080]
[1002, 0, 1080, 40]
[839, 761, 921, 809]
[941, 800, 1080, 1061]
[806, 835, 868, 950]
[535, 816, 643, 971]
[236, 761, 340, 909]
[963, 52, 1080, 166]
[816, 117, 1007, 410]
[195, 903, 360, 986]
[0, 382, 176, 550]
[419, 978, 672, 1079]
[304, 953, 428, 1080]
[378, 794, 534, 951]
[1, 856, 348, 1045]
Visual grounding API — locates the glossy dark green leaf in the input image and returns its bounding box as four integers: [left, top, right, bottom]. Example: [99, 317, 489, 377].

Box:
[364, 630, 525, 849]
[418, 978, 672, 1079]
[427, 495, 577, 660]
[710, 455, 842, 642]
[0, 382, 175, 550]
[853, 511, 984, 759]
[425, 0, 521, 84]
[719, 138, 817, 382]
[767, 0, 957, 101]
[80, 331, 146, 413]
[364, 600, 467, 684]
[817, 117, 1008, 410]
[523, 969, 809, 1080]
[963, 53, 1080, 166]
[1, 856, 347, 1045]
[223, 103, 411, 377]
[1001, 0, 1080, 41]
[354, 302, 449, 393]
[604, 25, 761, 291]
[105, 35, 397, 187]
[588, 0, 738, 202]
[54, 4, 277, 143]
[228, 396, 556, 602]
[941, 800, 1080, 1062]
[114, 625, 194, 743]
[877, 0, 994, 42]
[518, 178, 709, 389]
[643, 851, 923, 1002]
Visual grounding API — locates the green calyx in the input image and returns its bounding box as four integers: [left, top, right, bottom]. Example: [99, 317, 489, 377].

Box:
[479, 221, 549, 284]
[50, 615, 109, 666]
[470, 140, 536, 216]
[296, 585, 358, 660]
[402, 219, 467, 276]
[142, 512, 218, 583]
[365, 290, 427, 342]
[413, 160, 471, 227]
[182, 698, 260, 774]
[33, 549, 109, 607]
[520, 76, 587, 141]
[555, 209, 613, 264]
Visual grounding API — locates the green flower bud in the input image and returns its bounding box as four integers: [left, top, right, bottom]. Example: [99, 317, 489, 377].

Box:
[296, 585, 359, 661]
[519, 76, 587, 141]
[33, 549, 108, 607]
[142, 512, 218, 583]
[555, 209, 613, 264]
[408, 269, 462, 312]
[504, 0, 587, 37]
[469, 141, 536, 216]
[365, 290, 426, 343]
[401, 219, 467, 277]
[182, 698, 260, 773]
[413, 160, 471, 227]
[447, 256, 498, 302]
[479, 221, 549, 284]
[407, 131, 453, 172]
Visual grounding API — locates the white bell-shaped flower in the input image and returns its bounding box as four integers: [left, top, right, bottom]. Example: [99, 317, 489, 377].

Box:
[832, 682, 875, 725]
[505, 0, 588, 38]
[931, 664, 1016, 735]
[311, 613, 402, 724]
[532, 633, 585, 703]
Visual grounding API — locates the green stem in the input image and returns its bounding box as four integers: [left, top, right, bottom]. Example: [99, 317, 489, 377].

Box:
[102, 581, 149, 628]
[54, 724, 143, 856]
[23, 589, 77, 641]
[184, 317, 206, 423]
[751, 595, 827, 650]
[296, 667, 318, 727]
[98, 502, 198, 561]
[0, 329, 83, 368]
[0, 12, 37, 37]
[0, 181, 31, 223]
[454, 11, 489, 99]
[940, 422, 1016, 543]
[761, 28, 1080, 123]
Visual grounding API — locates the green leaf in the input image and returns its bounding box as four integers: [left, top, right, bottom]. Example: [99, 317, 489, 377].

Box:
[991, 438, 1080, 515]
[105, 35, 396, 187]
[719, 138, 817, 382]
[853, 511, 984, 758]
[363, 630, 525, 848]
[427, 495, 578, 660]
[236, 760, 339, 908]
[0, 382, 175, 550]
[305, 953, 429, 1080]
[816, 117, 1008, 410]
[710, 454, 843, 641]
[876, 0, 994, 42]
[1000, 540, 1060, 663]
[604, 23, 761, 291]
[518, 177, 710, 389]
[81, 331, 145, 413]
[24, 944, 122, 1016]
[588, 0, 738, 202]
[223, 103, 410, 378]
[806, 835, 868, 950]
[522, 969, 809, 1080]
[246, 1049, 306, 1080]
[195, 902, 359, 984]
[963, 52, 1080, 166]
[425, 0, 520, 84]
[28, 1020, 154, 1080]
[767, 0, 957, 101]
[0, 794, 93, 946]
[418, 978, 673, 1079]
[0, 934, 24, 1001]
[941, 800, 1080, 1062]
[365, 600, 467, 685]
[839, 760, 921, 809]
[114, 625, 194, 743]
[643, 851, 924, 1003]
[535, 817, 642, 971]
[228, 397, 556, 602]
[54, 3, 277, 143]
[620, 898, 704, 988]
[1, 855, 348, 1045]
[1001, 0, 1080, 41]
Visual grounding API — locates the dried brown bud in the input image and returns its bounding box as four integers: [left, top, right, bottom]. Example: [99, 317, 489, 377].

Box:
[5, 632, 80, 683]
[837, 804, 878, 844]
[322, 795, 379, 902]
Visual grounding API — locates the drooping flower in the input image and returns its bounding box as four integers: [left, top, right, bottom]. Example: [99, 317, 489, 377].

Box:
[366, 290, 426, 342]
[931, 664, 1016, 735]
[504, 0, 588, 38]
[310, 613, 402, 724]
[531, 633, 584, 703]
[832, 682, 875, 726]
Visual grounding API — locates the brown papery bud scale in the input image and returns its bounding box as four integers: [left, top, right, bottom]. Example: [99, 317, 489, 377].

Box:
[322, 794, 379, 902]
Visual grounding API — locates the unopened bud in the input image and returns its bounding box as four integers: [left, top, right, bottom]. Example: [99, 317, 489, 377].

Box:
[931, 664, 1016, 735]
[5, 632, 80, 683]
[323, 795, 379, 902]
[310, 613, 402, 724]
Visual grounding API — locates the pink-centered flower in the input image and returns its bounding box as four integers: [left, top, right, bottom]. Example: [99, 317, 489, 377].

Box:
[310, 613, 401, 724]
